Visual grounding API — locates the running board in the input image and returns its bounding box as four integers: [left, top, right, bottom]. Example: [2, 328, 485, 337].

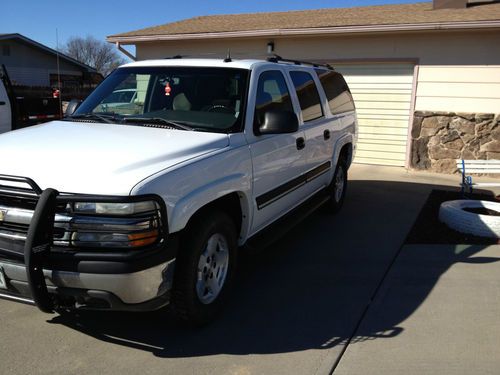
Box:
[245, 192, 330, 252]
[0, 291, 35, 305]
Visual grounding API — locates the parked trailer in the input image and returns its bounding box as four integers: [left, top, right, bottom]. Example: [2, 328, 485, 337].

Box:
[0, 64, 62, 134]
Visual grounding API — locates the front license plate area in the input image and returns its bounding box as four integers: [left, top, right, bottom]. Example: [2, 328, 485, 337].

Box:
[0, 267, 7, 289]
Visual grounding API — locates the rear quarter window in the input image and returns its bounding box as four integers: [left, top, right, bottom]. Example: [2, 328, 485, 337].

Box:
[315, 70, 355, 115]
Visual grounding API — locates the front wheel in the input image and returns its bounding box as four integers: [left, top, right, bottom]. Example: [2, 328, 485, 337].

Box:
[171, 211, 237, 326]
[324, 159, 348, 213]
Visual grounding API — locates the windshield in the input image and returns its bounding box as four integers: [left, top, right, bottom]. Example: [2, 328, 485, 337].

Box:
[74, 66, 249, 133]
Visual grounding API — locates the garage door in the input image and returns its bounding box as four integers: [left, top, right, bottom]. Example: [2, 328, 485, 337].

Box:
[334, 63, 415, 167]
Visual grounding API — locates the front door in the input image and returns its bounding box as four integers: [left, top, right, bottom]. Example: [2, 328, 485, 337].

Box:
[246, 68, 308, 234]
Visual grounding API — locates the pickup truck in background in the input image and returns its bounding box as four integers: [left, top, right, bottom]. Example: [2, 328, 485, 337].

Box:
[0, 64, 62, 134]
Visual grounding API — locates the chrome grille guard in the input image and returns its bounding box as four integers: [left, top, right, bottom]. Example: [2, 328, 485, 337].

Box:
[0, 175, 168, 313]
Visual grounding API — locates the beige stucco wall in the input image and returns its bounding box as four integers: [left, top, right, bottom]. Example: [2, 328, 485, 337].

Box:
[135, 30, 500, 65]
[134, 29, 500, 114]
[416, 65, 500, 113]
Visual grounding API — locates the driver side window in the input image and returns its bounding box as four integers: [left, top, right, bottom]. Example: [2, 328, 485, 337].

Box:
[254, 70, 293, 131]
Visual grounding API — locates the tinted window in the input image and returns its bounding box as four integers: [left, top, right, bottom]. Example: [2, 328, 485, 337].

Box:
[290, 71, 324, 122]
[75, 67, 249, 133]
[254, 70, 293, 129]
[315, 69, 355, 115]
[102, 90, 135, 104]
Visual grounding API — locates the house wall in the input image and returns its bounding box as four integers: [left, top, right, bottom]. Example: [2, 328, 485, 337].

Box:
[136, 29, 499, 62]
[415, 65, 500, 113]
[134, 28, 500, 171]
[136, 29, 500, 112]
[0, 39, 82, 86]
[136, 29, 500, 115]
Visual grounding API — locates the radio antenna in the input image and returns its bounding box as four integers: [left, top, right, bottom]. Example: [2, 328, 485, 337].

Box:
[223, 49, 232, 63]
[55, 28, 62, 118]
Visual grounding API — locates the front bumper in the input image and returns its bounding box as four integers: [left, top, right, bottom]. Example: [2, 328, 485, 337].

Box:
[0, 174, 177, 312]
[0, 258, 175, 311]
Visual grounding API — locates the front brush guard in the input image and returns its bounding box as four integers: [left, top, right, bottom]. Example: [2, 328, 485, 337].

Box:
[24, 188, 59, 313]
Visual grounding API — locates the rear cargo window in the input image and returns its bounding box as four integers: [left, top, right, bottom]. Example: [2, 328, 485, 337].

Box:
[289, 71, 324, 122]
[315, 69, 355, 115]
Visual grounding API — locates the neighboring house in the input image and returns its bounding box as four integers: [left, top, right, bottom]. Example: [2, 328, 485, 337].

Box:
[0, 34, 101, 93]
[107, 0, 500, 172]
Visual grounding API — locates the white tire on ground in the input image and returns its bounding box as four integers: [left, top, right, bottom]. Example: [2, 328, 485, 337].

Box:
[439, 200, 500, 239]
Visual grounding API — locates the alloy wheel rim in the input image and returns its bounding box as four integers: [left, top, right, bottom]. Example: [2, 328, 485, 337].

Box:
[196, 233, 229, 304]
[334, 167, 345, 203]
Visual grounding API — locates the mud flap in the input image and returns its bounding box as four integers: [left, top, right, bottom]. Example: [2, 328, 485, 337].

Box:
[24, 188, 59, 313]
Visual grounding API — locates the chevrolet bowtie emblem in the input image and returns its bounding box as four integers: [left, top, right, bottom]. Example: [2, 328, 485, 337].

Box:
[0, 209, 6, 222]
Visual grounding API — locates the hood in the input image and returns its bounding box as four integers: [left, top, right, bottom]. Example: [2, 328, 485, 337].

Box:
[0, 121, 229, 195]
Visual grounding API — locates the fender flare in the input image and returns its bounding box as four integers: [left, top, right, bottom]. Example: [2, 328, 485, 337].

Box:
[332, 134, 354, 170]
[169, 173, 252, 240]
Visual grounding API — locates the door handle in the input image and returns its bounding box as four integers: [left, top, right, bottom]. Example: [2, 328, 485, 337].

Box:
[296, 137, 305, 150]
[324, 129, 331, 140]
[0, 101, 6, 105]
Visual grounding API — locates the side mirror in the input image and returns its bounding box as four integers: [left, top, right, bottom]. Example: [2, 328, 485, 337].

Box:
[258, 110, 299, 135]
[65, 99, 82, 117]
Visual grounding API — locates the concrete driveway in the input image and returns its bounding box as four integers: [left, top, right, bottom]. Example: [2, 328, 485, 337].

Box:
[334, 244, 500, 375]
[0, 165, 496, 374]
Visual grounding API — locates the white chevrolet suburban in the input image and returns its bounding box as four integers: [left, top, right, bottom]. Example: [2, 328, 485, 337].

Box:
[0, 57, 357, 324]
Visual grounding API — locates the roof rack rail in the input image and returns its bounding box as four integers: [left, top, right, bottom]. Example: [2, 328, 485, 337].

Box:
[164, 55, 183, 59]
[266, 55, 334, 70]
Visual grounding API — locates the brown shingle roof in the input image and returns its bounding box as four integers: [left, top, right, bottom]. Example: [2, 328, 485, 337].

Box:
[109, 2, 500, 38]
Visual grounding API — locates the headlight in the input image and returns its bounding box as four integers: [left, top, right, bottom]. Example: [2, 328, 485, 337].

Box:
[53, 199, 164, 249]
[73, 201, 157, 215]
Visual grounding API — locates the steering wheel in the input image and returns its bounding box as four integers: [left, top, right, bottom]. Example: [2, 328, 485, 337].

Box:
[206, 104, 235, 114]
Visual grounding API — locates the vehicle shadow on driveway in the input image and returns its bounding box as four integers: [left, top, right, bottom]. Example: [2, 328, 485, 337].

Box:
[47, 180, 497, 358]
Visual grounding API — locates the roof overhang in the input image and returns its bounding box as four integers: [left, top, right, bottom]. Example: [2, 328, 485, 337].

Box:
[107, 20, 500, 44]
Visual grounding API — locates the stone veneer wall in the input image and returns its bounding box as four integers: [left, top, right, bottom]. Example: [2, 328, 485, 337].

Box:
[411, 111, 500, 173]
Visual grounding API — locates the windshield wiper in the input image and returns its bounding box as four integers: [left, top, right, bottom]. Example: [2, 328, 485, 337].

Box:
[122, 117, 193, 131]
[68, 113, 118, 124]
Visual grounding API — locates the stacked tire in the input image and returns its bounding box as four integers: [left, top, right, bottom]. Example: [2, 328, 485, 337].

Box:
[439, 200, 500, 239]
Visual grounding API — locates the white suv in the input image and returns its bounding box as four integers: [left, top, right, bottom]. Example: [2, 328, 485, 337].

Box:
[0, 57, 357, 325]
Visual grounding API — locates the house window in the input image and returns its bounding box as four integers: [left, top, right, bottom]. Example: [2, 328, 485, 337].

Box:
[2, 45, 10, 56]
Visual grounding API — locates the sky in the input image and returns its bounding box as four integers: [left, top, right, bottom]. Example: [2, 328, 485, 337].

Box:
[3, 0, 422, 54]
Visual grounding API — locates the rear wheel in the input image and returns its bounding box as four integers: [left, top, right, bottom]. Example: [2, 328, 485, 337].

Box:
[325, 158, 348, 213]
[171, 211, 237, 326]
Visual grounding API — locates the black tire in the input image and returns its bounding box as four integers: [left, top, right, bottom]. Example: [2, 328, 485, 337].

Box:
[171, 211, 238, 326]
[324, 158, 348, 213]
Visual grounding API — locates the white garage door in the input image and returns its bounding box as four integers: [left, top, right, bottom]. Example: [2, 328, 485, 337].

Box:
[334, 63, 415, 167]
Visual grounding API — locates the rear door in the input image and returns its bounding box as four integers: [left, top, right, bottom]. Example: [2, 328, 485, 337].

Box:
[288, 69, 333, 192]
[246, 68, 308, 234]
[0, 80, 11, 134]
